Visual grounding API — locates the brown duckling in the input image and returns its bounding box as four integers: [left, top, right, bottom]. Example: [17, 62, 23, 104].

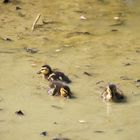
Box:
[101, 84, 125, 102]
[37, 65, 71, 84]
[48, 81, 72, 98]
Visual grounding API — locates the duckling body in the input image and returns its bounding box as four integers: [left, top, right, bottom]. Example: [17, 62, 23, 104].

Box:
[48, 81, 72, 98]
[101, 84, 125, 102]
[37, 65, 71, 83]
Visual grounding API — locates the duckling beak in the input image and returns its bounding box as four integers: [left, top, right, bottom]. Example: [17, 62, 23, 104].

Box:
[37, 70, 41, 74]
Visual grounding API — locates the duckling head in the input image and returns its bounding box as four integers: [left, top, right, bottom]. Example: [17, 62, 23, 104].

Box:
[37, 65, 52, 75]
[102, 84, 117, 101]
[108, 84, 117, 96]
[60, 85, 71, 98]
[104, 85, 113, 101]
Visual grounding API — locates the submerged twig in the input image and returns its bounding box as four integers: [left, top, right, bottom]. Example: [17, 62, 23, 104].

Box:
[51, 105, 63, 110]
[31, 14, 41, 31]
[83, 71, 92, 76]
[94, 130, 105, 133]
[66, 31, 91, 38]
[110, 20, 124, 26]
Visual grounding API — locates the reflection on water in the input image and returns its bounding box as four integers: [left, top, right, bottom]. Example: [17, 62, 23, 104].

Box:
[0, 0, 140, 140]
[106, 102, 112, 115]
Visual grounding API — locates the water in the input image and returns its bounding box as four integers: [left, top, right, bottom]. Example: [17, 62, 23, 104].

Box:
[0, 0, 140, 140]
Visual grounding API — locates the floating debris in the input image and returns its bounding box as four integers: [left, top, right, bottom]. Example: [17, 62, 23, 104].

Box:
[94, 130, 104, 133]
[51, 105, 63, 110]
[15, 110, 24, 116]
[96, 80, 104, 85]
[78, 120, 86, 123]
[31, 63, 37, 67]
[16, 6, 21, 10]
[31, 13, 41, 31]
[1, 37, 13, 41]
[40, 131, 48, 136]
[80, 15, 87, 20]
[110, 20, 125, 26]
[55, 49, 62, 52]
[120, 76, 132, 80]
[0, 51, 14, 54]
[3, 0, 11, 3]
[53, 122, 57, 124]
[74, 10, 87, 14]
[4, 38, 12, 41]
[124, 63, 131, 66]
[66, 31, 91, 38]
[42, 20, 60, 25]
[83, 72, 92, 77]
[113, 16, 120, 20]
[24, 47, 38, 54]
[111, 29, 118, 32]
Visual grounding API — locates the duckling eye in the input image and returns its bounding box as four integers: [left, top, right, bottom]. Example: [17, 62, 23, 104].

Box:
[41, 67, 46, 70]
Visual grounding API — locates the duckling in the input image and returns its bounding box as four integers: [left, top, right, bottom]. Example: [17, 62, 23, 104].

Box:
[101, 84, 125, 102]
[37, 65, 71, 83]
[48, 81, 72, 98]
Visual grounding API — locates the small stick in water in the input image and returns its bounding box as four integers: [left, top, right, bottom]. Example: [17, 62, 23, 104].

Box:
[31, 14, 41, 31]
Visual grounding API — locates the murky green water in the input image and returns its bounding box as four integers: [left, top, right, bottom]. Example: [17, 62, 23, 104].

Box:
[0, 0, 140, 140]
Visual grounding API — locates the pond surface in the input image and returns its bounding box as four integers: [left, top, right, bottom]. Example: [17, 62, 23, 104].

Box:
[0, 0, 140, 140]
